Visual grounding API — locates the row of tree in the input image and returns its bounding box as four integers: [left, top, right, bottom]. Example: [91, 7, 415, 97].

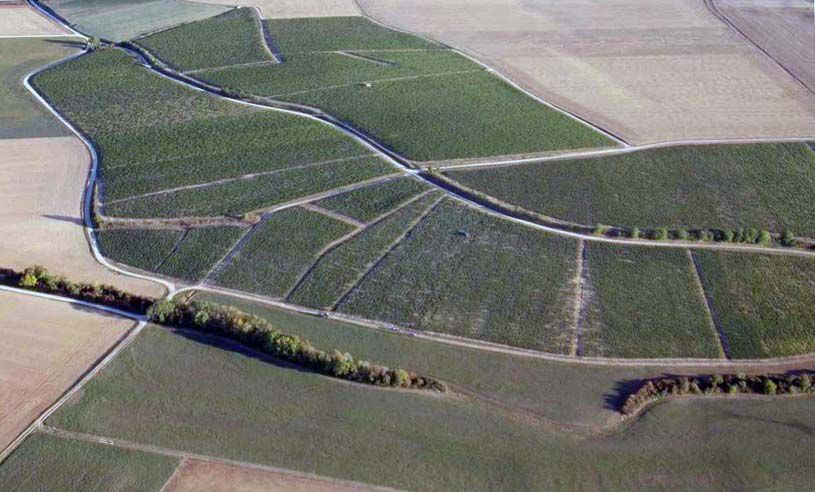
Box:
[2, 265, 154, 313]
[599, 225, 797, 247]
[149, 299, 447, 392]
[621, 372, 814, 415]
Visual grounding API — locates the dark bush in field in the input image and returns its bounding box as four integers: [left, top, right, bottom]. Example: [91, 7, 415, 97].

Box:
[2, 266, 154, 314]
[149, 299, 447, 392]
[621, 371, 815, 414]
[781, 230, 797, 247]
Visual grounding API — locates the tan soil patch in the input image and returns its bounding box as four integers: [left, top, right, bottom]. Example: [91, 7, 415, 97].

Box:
[0, 290, 133, 450]
[358, 0, 815, 144]
[715, 0, 815, 92]
[192, 0, 360, 18]
[0, 137, 164, 297]
[0, 5, 69, 36]
[162, 459, 392, 492]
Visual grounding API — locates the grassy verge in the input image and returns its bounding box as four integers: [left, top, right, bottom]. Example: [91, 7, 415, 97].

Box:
[135, 8, 273, 71]
[446, 143, 815, 236]
[337, 199, 579, 352]
[289, 191, 442, 308]
[217, 207, 356, 297]
[31, 48, 390, 218]
[0, 432, 178, 491]
[46, 325, 815, 491]
[313, 176, 429, 222]
[694, 251, 815, 358]
[581, 244, 721, 358]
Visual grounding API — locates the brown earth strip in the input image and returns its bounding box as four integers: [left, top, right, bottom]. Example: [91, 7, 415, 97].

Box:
[0, 290, 133, 451]
[0, 5, 69, 36]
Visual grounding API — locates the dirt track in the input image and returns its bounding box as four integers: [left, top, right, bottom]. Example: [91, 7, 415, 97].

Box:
[162, 459, 395, 492]
[0, 137, 164, 297]
[0, 290, 133, 451]
[0, 5, 68, 36]
[191, 0, 360, 18]
[358, 0, 815, 145]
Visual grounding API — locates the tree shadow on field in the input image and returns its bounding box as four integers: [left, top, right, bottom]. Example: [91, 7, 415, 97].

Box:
[172, 328, 318, 377]
[43, 214, 84, 226]
[44, 39, 87, 49]
[604, 378, 646, 412]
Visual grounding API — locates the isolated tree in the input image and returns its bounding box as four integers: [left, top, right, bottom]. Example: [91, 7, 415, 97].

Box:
[654, 228, 669, 241]
[630, 227, 640, 239]
[757, 230, 772, 246]
[87, 36, 101, 51]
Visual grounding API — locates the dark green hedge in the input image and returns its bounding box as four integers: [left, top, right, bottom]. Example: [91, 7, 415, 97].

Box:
[149, 299, 447, 392]
[622, 372, 815, 414]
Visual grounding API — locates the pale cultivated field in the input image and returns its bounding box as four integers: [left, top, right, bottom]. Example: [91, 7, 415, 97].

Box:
[358, 0, 815, 144]
[716, 0, 815, 92]
[162, 460, 391, 492]
[0, 137, 164, 297]
[191, 0, 360, 18]
[0, 290, 133, 450]
[0, 5, 68, 36]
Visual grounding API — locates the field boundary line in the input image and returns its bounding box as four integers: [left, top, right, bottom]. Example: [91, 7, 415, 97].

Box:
[153, 229, 189, 273]
[283, 188, 437, 302]
[0, 289, 146, 464]
[268, 69, 483, 99]
[706, 0, 815, 96]
[157, 457, 187, 492]
[330, 194, 445, 311]
[301, 203, 366, 228]
[437, 137, 815, 170]
[202, 215, 269, 284]
[103, 154, 374, 206]
[569, 239, 587, 357]
[688, 250, 731, 359]
[39, 426, 405, 492]
[336, 50, 395, 66]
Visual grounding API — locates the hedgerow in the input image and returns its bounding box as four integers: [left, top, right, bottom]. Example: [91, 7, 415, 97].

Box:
[148, 299, 446, 392]
[0, 266, 154, 314]
[622, 372, 815, 415]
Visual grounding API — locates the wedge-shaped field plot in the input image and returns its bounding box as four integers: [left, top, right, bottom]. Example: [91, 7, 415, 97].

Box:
[447, 143, 815, 236]
[97, 226, 246, 282]
[0, 5, 68, 37]
[134, 13, 615, 162]
[216, 207, 358, 297]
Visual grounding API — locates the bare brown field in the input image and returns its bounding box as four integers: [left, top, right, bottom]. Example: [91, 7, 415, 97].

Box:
[191, 0, 360, 18]
[716, 0, 815, 93]
[358, 0, 815, 144]
[0, 5, 68, 36]
[0, 137, 164, 297]
[162, 460, 393, 492]
[0, 290, 133, 451]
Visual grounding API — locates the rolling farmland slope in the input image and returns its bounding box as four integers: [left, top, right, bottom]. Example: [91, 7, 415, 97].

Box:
[133, 13, 614, 161]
